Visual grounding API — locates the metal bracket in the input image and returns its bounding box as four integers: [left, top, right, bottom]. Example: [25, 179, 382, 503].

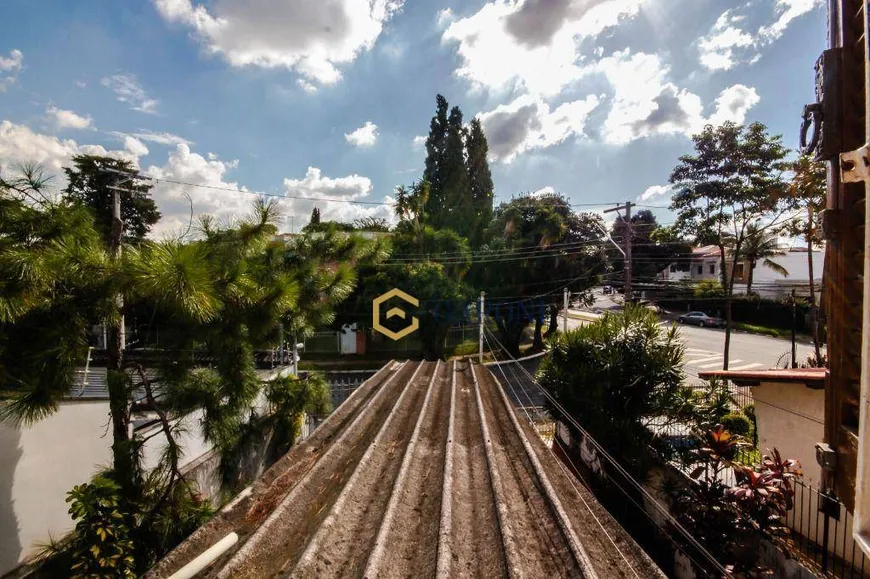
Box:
[840, 143, 870, 183]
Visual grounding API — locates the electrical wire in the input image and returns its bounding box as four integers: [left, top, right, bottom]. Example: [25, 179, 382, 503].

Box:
[479, 332, 643, 579]
[482, 327, 732, 577]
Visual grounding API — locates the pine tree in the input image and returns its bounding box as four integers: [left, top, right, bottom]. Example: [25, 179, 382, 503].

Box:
[465, 117, 494, 248]
[310, 207, 321, 225]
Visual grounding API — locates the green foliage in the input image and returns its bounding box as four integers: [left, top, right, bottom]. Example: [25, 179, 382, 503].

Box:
[611, 210, 691, 282]
[693, 279, 724, 299]
[310, 206, 321, 225]
[537, 305, 684, 471]
[422, 94, 493, 245]
[0, 168, 114, 425]
[353, 216, 390, 232]
[63, 154, 160, 245]
[480, 192, 607, 354]
[265, 372, 331, 454]
[721, 412, 752, 436]
[735, 222, 788, 294]
[670, 121, 791, 366]
[56, 476, 137, 578]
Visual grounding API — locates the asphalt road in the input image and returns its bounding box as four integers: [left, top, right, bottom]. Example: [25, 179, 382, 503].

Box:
[565, 295, 819, 378]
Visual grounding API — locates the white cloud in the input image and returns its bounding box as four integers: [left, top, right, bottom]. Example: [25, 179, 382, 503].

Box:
[0, 121, 147, 176]
[283, 166, 394, 226]
[101, 74, 159, 114]
[698, 1, 823, 71]
[532, 186, 555, 196]
[593, 50, 760, 145]
[47, 106, 94, 130]
[152, 0, 403, 87]
[123, 136, 150, 158]
[698, 11, 754, 71]
[345, 121, 379, 147]
[707, 84, 760, 126]
[129, 130, 192, 146]
[759, 0, 823, 41]
[478, 93, 601, 162]
[0, 49, 23, 91]
[637, 184, 671, 202]
[442, 0, 642, 96]
[436, 8, 454, 27]
[297, 79, 318, 94]
[411, 135, 426, 148]
[145, 144, 252, 236]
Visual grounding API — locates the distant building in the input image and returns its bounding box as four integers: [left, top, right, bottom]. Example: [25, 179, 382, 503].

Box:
[657, 245, 825, 300]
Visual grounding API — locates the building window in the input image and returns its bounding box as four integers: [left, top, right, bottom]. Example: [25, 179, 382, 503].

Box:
[696, 265, 703, 275]
[709, 264, 716, 274]
[670, 265, 677, 273]
[735, 263, 745, 278]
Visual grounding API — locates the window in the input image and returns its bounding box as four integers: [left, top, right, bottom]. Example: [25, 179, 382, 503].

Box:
[670, 265, 677, 273]
[709, 264, 716, 274]
[735, 263, 745, 278]
[696, 265, 703, 275]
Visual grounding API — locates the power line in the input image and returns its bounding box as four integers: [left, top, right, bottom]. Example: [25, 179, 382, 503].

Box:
[482, 328, 731, 577]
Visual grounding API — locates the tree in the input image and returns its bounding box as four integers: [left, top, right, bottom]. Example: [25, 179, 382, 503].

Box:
[466, 117, 494, 248]
[1, 176, 381, 571]
[63, 155, 160, 245]
[352, 216, 390, 232]
[423, 95, 450, 224]
[670, 122, 790, 369]
[610, 209, 691, 283]
[310, 207, 321, 225]
[537, 305, 685, 473]
[479, 193, 607, 355]
[788, 155, 826, 361]
[735, 222, 788, 295]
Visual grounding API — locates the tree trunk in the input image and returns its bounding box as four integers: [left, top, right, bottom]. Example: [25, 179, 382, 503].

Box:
[807, 206, 822, 363]
[746, 260, 755, 295]
[544, 304, 559, 337]
[107, 327, 135, 498]
[533, 318, 544, 349]
[719, 245, 732, 370]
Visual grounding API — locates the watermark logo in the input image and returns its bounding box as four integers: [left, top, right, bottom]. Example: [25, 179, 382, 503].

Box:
[373, 288, 419, 340]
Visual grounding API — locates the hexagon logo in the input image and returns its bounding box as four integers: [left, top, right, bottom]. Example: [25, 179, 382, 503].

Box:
[373, 288, 419, 340]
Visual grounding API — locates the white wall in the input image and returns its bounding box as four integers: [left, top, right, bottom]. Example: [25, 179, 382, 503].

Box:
[0, 401, 113, 573]
[751, 381, 824, 487]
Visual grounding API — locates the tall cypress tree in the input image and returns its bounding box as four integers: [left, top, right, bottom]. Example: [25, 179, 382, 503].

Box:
[310, 207, 321, 225]
[442, 106, 471, 233]
[423, 95, 449, 225]
[466, 117, 494, 248]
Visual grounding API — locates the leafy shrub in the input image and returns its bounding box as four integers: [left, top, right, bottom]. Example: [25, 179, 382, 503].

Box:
[61, 476, 136, 578]
[721, 412, 752, 436]
[538, 305, 684, 472]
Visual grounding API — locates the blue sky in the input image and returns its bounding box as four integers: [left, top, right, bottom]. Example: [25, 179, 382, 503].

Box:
[0, 0, 826, 235]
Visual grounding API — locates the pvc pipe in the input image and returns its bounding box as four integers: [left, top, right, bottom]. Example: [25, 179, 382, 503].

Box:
[167, 532, 238, 579]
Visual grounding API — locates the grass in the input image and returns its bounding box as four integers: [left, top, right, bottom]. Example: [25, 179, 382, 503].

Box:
[732, 322, 785, 338]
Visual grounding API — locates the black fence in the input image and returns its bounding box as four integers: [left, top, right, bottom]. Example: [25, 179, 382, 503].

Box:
[782, 479, 869, 578]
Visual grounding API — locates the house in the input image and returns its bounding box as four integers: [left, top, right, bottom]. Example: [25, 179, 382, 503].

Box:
[657, 245, 826, 301]
[729, 246, 825, 300]
[656, 245, 720, 282]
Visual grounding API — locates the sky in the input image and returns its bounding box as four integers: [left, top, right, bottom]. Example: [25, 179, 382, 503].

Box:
[0, 0, 827, 236]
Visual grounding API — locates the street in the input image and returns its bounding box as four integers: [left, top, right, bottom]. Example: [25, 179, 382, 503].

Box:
[564, 307, 818, 378]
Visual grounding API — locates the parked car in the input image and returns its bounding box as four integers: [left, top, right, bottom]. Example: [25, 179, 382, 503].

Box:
[677, 311, 725, 328]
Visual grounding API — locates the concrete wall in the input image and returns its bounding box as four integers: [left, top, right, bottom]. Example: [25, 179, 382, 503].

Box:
[751, 380, 824, 487]
[0, 401, 113, 573]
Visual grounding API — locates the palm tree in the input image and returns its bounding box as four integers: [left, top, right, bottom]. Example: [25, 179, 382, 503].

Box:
[738, 223, 789, 295]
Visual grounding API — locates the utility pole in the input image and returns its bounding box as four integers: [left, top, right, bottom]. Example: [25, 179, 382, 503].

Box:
[104, 171, 133, 495]
[563, 288, 569, 334]
[791, 289, 798, 369]
[479, 291, 485, 363]
[603, 202, 635, 303]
